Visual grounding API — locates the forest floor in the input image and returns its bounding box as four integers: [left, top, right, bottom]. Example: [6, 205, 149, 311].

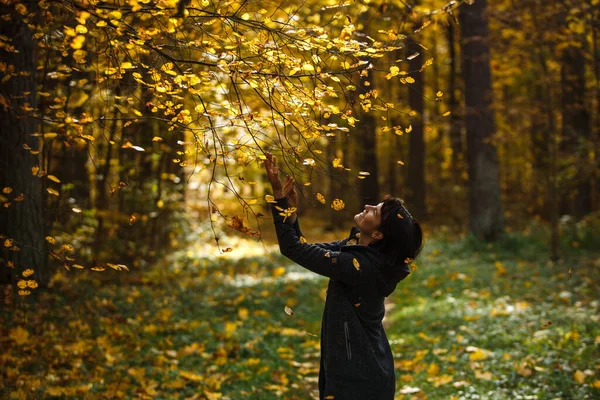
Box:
[1, 220, 599, 399]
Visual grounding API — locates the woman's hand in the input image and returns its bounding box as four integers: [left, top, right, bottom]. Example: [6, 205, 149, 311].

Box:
[263, 152, 283, 198]
[282, 176, 298, 208]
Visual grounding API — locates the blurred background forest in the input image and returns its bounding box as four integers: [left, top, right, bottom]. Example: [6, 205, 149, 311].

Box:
[1, 0, 599, 398]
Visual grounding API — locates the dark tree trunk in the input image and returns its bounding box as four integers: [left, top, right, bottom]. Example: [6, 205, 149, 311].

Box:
[447, 21, 464, 185]
[406, 28, 427, 220]
[355, 68, 379, 209]
[560, 45, 592, 219]
[0, 4, 50, 286]
[530, 82, 551, 219]
[459, 0, 504, 241]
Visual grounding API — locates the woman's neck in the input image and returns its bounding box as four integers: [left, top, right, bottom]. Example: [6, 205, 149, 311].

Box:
[357, 232, 374, 246]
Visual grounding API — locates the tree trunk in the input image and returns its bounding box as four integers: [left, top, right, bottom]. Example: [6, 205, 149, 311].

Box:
[447, 20, 464, 185]
[459, 0, 504, 240]
[0, 4, 50, 286]
[406, 26, 427, 220]
[560, 44, 592, 219]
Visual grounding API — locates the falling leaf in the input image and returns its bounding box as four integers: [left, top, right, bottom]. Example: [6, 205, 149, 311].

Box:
[47, 188, 59, 196]
[129, 213, 139, 225]
[540, 321, 552, 329]
[331, 199, 345, 211]
[22, 269, 34, 277]
[47, 175, 61, 183]
[265, 194, 276, 203]
[397, 213, 404, 219]
[227, 215, 260, 236]
[568, 268, 572, 278]
[353, 258, 360, 270]
[284, 306, 294, 316]
[299, 236, 307, 243]
[316, 193, 326, 204]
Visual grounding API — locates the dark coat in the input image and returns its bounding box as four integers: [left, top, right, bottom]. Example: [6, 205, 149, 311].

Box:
[271, 197, 411, 400]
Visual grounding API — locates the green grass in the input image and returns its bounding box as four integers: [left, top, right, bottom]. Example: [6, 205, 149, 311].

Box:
[1, 226, 598, 399]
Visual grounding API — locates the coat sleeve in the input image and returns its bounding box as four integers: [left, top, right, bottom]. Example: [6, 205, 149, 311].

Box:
[272, 197, 366, 286]
[292, 216, 348, 251]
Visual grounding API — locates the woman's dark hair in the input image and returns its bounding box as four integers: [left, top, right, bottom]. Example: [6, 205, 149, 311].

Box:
[368, 195, 424, 268]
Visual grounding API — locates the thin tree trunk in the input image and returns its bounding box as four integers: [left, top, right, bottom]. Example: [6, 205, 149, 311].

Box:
[406, 22, 427, 220]
[447, 20, 464, 185]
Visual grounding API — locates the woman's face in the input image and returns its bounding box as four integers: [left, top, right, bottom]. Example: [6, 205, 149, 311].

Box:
[354, 202, 384, 234]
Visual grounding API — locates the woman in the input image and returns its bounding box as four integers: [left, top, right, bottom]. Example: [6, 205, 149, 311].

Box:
[264, 152, 424, 400]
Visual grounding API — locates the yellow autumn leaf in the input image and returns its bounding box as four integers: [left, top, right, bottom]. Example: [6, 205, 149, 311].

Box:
[9, 326, 29, 345]
[469, 348, 490, 361]
[474, 370, 493, 380]
[272, 267, 286, 277]
[353, 258, 360, 270]
[47, 188, 59, 196]
[331, 199, 345, 211]
[47, 175, 61, 183]
[428, 374, 453, 387]
[22, 268, 34, 277]
[574, 370, 586, 384]
[316, 193, 326, 204]
[179, 370, 203, 381]
[224, 321, 237, 337]
[238, 307, 249, 320]
[265, 194, 276, 203]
